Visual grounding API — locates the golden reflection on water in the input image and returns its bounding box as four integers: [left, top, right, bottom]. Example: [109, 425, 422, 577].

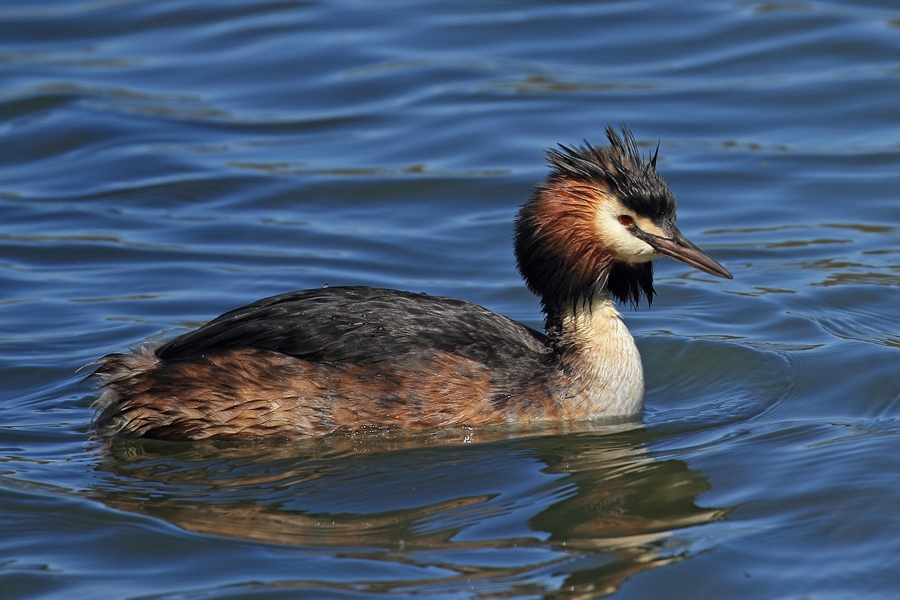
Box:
[89, 424, 726, 596]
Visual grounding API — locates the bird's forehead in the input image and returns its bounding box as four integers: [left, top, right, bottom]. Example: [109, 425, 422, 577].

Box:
[592, 159, 671, 212]
[617, 186, 676, 219]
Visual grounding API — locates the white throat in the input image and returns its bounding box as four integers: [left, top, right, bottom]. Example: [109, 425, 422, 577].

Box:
[554, 294, 645, 418]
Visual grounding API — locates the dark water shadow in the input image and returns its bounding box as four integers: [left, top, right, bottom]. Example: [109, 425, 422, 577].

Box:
[87, 424, 726, 596]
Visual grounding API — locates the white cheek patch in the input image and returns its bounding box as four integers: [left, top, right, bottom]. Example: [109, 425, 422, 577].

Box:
[634, 216, 667, 239]
[593, 203, 662, 263]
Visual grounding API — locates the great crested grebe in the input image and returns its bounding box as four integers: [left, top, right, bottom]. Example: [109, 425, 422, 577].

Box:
[92, 125, 732, 440]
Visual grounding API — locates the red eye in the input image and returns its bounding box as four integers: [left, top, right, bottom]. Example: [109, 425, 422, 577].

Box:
[618, 215, 634, 227]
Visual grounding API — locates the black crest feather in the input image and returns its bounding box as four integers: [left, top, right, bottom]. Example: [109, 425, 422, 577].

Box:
[515, 124, 674, 312]
[545, 124, 675, 220]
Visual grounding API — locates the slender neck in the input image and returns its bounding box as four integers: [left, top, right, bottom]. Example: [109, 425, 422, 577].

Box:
[542, 291, 645, 418]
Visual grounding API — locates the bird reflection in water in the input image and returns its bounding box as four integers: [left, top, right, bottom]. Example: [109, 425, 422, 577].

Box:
[90, 425, 726, 597]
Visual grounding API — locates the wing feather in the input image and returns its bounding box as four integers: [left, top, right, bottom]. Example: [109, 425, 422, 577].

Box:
[155, 286, 548, 368]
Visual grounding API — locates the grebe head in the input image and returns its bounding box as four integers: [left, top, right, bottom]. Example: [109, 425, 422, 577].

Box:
[514, 124, 732, 311]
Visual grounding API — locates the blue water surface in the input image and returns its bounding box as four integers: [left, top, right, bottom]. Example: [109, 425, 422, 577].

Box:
[2, 1, 900, 598]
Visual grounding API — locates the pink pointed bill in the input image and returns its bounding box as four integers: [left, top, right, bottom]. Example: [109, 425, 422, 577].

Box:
[650, 228, 732, 279]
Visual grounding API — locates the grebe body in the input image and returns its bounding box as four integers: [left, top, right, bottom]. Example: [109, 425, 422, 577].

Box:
[92, 125, 731, 440]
